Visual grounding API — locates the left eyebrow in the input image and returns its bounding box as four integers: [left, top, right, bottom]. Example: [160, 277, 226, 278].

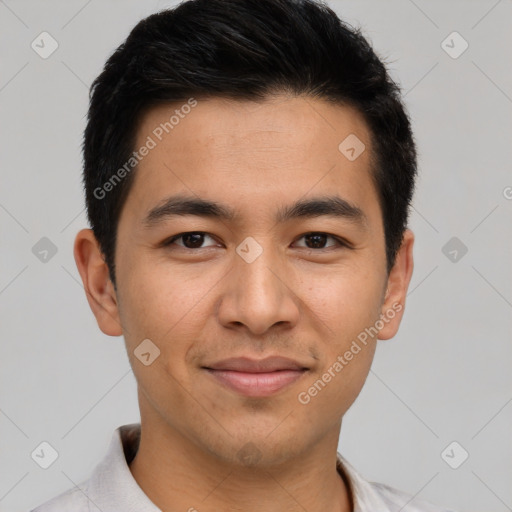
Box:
[276, 196, 368, 230]
[143, 194, 368, 231]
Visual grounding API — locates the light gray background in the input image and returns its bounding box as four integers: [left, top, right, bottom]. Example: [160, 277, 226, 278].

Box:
[1, 1, 511, 511]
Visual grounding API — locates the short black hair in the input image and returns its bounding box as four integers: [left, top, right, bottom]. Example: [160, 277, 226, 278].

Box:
[83, 0, 417, 286]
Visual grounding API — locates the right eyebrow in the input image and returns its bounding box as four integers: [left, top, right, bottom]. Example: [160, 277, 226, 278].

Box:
[143, 195, 236, 227]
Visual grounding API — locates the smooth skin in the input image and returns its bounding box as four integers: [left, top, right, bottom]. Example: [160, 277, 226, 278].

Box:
[74, 94, 414, 512]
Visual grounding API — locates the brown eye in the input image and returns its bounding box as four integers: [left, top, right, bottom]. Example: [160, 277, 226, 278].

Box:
[164, 232, 218, 249]
[294, 232, 346, 250]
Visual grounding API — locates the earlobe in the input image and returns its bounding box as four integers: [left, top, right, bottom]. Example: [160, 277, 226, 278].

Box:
[377, 229, 415, 340]
[73, 228, 123, 337]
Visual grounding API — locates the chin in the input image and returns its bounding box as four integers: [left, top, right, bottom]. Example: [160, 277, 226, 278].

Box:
[199, 424, 310, 469]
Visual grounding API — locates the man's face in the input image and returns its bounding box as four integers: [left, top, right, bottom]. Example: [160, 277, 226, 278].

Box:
[109, 94, 406, 465]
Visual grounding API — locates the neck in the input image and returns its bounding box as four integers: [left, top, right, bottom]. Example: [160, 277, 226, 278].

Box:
[129, 414, 352, 512]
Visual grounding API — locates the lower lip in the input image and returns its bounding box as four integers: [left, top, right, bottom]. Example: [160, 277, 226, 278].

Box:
[205, 369, 307, 397]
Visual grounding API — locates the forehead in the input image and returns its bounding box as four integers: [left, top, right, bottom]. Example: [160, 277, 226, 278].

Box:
[136, 94, 371, 158]
[125, 94, 380, 229]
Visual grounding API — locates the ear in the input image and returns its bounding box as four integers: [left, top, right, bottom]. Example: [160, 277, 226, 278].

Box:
[73, 228, 123, 336]
[377, 229, 414, 340]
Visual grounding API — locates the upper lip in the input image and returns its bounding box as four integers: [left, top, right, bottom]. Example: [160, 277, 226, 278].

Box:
[203, 356, 308, 373]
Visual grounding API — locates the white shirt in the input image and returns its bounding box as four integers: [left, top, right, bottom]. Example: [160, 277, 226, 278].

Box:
[31, 423, 457, 512]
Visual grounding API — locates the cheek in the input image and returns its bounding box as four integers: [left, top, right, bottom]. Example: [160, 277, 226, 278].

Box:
[116, 261, 226, 389]
[117, 266, 204, 399]
[313, 348, 376, 425]
[298, 270, 382, 400]
[118, 262, 208, 338]
[302, 269, 383, 338]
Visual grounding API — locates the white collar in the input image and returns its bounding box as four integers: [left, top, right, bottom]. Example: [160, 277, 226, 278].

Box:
[83, 423, 392, 512]
[83, 423, 443, 512]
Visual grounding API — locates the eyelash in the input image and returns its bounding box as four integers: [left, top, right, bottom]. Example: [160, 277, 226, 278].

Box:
[162, 231, 351, 251]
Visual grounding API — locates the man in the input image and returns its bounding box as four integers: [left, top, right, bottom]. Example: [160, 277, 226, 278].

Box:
[32, 0, 457, 510]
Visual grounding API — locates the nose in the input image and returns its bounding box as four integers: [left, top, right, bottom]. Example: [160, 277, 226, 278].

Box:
[216, 245, 301, 336]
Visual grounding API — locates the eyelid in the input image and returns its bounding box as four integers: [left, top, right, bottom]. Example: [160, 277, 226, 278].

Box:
[291, 233, 349, 252]
[161, 231, 220, 248]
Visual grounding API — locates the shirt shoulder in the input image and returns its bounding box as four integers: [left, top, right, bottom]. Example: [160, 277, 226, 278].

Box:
[369, 481, 458, 512]
[30, 481, 89, 512]
[336, 454, 459, 512]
